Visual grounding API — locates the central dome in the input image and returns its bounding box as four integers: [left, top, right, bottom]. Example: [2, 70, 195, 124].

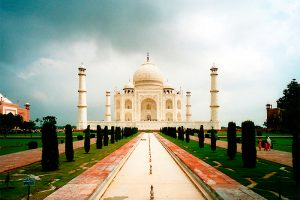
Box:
[133, 61, 164, 87]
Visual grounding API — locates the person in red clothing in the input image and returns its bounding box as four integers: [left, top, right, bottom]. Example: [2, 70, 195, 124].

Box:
[264, 140, 269, 151]
[258, 138, 262, 151]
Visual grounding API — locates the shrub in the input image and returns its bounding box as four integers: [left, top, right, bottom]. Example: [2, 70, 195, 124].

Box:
[198, 125, 204, 148]
[185, 129, 190, 143]
[210, 128, 217, 152]
[28, 141, 38, 149]
[41, 121, 59, 171]
[115, 127, 121, 141]
[65, 124, 74, 162]
[77, 135, 83, 140]
[205, 133, 210, 138]
[96, 125, 102, 149]
[84, 125, 91, 153]
[90, 133, 95, 138]
[242, 120, 257, 168]
[103, 126, 109, 146]
[110, 126, 115, 144]
[227, 122, 237, 159]
[293, 133, 300, 184]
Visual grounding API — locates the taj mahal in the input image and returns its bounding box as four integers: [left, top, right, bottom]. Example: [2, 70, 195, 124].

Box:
[76, 54, 220, 130]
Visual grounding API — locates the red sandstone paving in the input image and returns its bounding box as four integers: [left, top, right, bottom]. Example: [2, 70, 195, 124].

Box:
[190, 136, 292, 167]
[45, 136, 141, 200]
[156, 134, 266, 200]
[0, 138, 96, 173]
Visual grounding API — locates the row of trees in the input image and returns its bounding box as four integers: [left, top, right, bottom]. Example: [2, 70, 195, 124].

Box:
[0, 113, 36, 135]
[41, 120, 138, 170]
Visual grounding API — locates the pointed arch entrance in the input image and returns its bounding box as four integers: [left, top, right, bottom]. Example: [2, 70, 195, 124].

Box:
[141, 98, 157, 121]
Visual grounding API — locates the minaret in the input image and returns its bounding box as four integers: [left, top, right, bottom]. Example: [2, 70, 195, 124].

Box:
[210, 63, 219, 124]
[186, 91, 191, 121]
[105, 91, 111, 121]
[77, 63, 87, 130]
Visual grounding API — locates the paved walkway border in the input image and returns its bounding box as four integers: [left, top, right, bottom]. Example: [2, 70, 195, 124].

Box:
[190, 136, 292, 167]
[156, 134, 266, 200]
[0, 139, 96, 173]
[45, 135, 141, 200]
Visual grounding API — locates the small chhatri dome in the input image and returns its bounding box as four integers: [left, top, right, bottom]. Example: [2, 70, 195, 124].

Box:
[133, 53, 164, 87]
[163, 80, 174, 89]
[124, 80, 134, 89]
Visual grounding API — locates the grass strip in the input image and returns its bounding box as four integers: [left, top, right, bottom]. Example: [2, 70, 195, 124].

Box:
[160, 133, 299, 200]
[0, 134, 138, 200]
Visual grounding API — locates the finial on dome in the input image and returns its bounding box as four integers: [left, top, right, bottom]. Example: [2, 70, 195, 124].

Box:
[147, 52, 150, 62]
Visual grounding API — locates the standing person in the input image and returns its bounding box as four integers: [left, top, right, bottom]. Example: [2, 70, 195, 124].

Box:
[257, 138, 262, 151]
[267, 136, 272, 151]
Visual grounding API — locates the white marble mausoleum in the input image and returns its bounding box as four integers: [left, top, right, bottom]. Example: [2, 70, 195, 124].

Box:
[76, 54, 220, 130]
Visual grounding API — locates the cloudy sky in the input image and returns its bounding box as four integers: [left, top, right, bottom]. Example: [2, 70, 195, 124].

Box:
[1, 0, 299, 127]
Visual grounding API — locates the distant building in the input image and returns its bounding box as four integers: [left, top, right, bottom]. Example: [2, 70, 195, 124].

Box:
[265, 103, 282, 130]
[76, 54, 221, 130]
[0, 93, 30, 121]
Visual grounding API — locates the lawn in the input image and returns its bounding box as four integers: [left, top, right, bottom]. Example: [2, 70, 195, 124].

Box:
[0, 133, 138, 200]
[218, 136, 293, 152]
[0, 133, 86, 155]
[161, 133, 300, 200]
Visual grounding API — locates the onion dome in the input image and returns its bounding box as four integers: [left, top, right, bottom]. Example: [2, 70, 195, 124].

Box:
[133, 54, 164, 87]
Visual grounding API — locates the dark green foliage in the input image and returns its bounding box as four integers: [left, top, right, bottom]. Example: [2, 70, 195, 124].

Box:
[198, 125, 204, 148]
[257, 131, 262, 137]
[210, 128, 217, 151]
[5, 172, 10, 188]
[115, 127, 121, 141]
[177, 127, 183, 141]
[0, 113, 16, 136]
[277, 79, 300, 183]
[185, 129, 190, 143]
[96, 125, 103, 149]
[103, 126, 109, 146]
[84, 125, 90, 153]
[65, 124, 74, 162]
[110, 126, 115, 144]
[161, 127, 177, 138]
[227, 122, 237, 159]
[277, 79, 300, 132]
[28, 141, 38, 149]
[41, 118, 59, 171]
[241, 121, 257, 168]
[293, 133, 300, 184]
[123, 127, 137, 137]
[77, 135, 83, 140]
[90, 134, 95, 138]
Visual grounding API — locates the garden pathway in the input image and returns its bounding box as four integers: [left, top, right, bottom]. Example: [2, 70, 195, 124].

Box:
[0, 138, 96, 173]
[190, 136, 292, 167]
[101, 133, 205, 200]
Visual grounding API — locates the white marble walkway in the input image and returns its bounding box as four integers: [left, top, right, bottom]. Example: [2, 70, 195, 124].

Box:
[101, 133, 205, 200]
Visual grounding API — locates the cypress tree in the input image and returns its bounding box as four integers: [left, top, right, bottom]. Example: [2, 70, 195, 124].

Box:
[210, 128, 217, 152]
[84, 125, 90, 153]
[115, 127, 119, 142]
[185, 129, 190, 143]
[292, 132, 300, 184]
[41, 119, 59, 171]
[227, 122, 237, 159]
[111, 126, 115, 144]
[116, 127, 121, 141]
[104, 126, 109, 146]
[199, 125, 204, 148]
[241, 121, 257, 168]
[65, 124, 74, 162]
[96, 125, 102, 149]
